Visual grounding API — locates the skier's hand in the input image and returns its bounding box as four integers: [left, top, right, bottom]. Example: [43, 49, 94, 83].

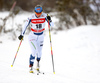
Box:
[18, 35, 23, 40]
[47, 15, 52, 22]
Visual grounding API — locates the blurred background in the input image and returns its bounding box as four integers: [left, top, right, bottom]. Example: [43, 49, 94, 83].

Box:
[0, 1, 100, 82]
[0, 0, 100, 40]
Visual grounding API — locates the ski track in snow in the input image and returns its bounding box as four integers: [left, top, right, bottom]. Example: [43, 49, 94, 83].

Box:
[0, 25, 100, 83]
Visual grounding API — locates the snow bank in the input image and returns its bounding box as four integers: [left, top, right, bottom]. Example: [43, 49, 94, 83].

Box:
[0, 25, 100, 83]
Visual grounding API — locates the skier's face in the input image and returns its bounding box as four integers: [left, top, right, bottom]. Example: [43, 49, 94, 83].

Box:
[35, 12, 42, 17]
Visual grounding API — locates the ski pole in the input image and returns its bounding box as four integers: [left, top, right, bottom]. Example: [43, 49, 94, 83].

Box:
[11, 39, 23, 67]
[47, 16, 55, 74]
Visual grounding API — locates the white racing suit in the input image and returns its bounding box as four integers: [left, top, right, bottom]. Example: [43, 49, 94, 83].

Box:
[21, 13, 54, 66]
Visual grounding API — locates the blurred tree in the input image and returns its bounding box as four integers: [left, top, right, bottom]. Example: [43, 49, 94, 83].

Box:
[55, 0, 100, 29]
[56, 0, 85, 29]
[0, 0, 3, 10]
[0, 0, 100, 31]
[0, 0, 15, 10]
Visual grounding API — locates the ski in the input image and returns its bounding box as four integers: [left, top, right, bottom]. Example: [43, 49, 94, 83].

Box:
[29, 71, 45, 75]
[29, 68, 45, 75]
[36, 71, 45, 75]
[34, 68, 45, 75]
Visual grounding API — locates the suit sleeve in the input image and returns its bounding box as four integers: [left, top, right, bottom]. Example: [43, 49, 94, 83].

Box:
[21, 18, 31, 36]
[50, 21, 54, 27]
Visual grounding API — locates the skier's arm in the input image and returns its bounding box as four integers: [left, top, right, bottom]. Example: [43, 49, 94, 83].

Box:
[18, 18, 31, 40]
[21, 18, 31, 36]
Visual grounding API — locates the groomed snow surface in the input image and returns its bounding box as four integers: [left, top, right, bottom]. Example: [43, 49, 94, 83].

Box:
[0, 25, 100, 83]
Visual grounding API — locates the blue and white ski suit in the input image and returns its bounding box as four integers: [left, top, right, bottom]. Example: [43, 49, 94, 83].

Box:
[21, 13, 54, 66]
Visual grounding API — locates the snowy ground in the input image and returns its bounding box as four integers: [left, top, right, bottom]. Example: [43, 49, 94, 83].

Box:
[0, 24, 100, 83]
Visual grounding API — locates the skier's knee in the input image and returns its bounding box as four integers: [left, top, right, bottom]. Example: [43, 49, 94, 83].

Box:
[37, 57, 41, 62]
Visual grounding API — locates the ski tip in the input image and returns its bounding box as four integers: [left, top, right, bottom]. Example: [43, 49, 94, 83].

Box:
[11, 65, 13, 67]
[53, 72, 55, 74]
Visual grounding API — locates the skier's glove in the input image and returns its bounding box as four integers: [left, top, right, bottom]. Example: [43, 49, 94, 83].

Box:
[47, 15, 52, 22]
[18, 35, 23, 40]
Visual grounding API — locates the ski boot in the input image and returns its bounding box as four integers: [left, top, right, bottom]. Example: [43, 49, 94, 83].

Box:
[29, 64, 34, 73]
[36, 59, 40, 72]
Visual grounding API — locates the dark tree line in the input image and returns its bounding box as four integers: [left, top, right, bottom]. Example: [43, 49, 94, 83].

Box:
[0, 0, 57, 12]
[0, 0, 100, 31]
[55, 0, 100, 29]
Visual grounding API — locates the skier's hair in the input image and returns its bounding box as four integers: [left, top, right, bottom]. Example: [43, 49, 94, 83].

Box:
[35, 5, 42, 8]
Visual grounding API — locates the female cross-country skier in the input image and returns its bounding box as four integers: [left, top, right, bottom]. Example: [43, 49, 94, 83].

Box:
[18, 5, 54, 73]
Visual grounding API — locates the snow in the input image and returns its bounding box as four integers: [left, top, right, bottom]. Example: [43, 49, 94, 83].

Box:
[0, 11, 100, 83]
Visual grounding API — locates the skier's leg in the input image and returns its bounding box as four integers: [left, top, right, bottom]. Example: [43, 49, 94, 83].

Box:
[29, 54, 35, 67]
[36, 57, 41, 71]
[28, 34, 37, 72]
[36, 35, 44, 70]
